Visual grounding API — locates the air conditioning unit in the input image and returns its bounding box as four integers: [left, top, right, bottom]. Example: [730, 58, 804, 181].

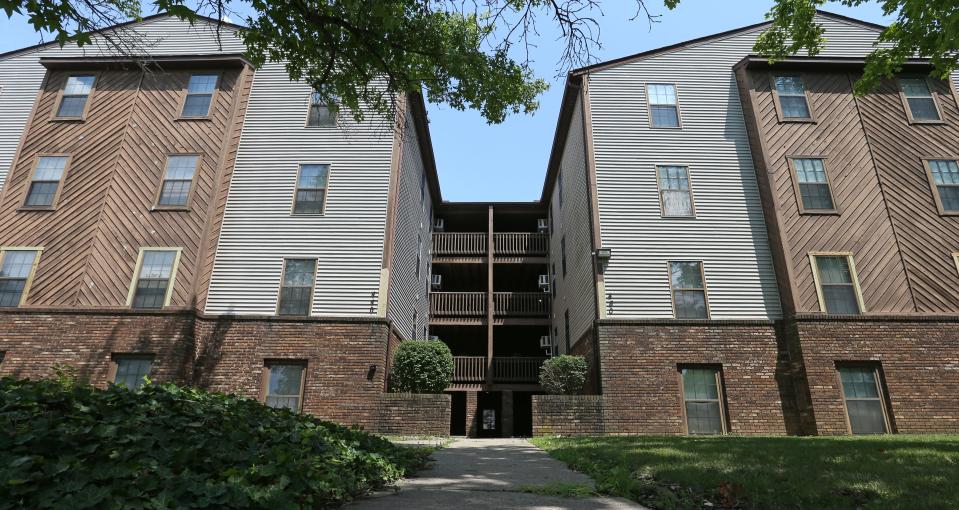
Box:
[431, 274, 442, 289]
[538, 274, 550, 293]
[433, 218, 445, 232]
[429, 335, 441, 341]
[536, 218, 548, 233]
[539, 335, 551, 349]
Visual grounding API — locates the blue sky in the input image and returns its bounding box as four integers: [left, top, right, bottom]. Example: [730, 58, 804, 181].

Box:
[0, 1, 893, 202]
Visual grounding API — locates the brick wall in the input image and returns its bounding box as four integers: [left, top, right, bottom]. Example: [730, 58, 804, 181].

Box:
[193, 316, 392, 429]
[532, 395, 604, 436]
[792, 316, 959, 435]
[0, 309, 196, 386]
[376, 393, 451, 435]
[596, 320, 792, 435]
[570, 328, 600, 394]
[0, 310, 452, 435]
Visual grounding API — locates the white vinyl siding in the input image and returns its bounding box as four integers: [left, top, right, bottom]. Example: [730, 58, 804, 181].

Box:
[387, 108, 433, 339]
[549, 94, 595, 352]
[586, 15, 888, 320]
[0, 16, 246, 192]
[205, 63, 393, 316]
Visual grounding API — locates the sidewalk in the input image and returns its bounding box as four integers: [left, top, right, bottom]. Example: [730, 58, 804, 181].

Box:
[349, 438, 647, 510]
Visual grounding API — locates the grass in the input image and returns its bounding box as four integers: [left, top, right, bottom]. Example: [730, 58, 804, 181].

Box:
[519, 481, 595, 498]
[531, 435, 959, 510]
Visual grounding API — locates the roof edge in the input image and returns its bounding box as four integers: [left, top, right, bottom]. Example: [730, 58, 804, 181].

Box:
[0, 12, 245, 61]
[407, 91, 443, 204]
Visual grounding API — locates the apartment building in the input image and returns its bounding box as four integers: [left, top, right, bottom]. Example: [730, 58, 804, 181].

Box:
[0, 11, 956, 437]
[536, 11, 959, 436]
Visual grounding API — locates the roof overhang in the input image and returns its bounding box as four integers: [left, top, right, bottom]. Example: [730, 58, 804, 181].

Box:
[39, 54, 251, 70]
[407, 91, 443, 204]
[735, 55, 934, 72]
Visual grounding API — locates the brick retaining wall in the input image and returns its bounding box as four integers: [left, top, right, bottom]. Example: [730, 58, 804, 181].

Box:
[532, 395, 604, 436]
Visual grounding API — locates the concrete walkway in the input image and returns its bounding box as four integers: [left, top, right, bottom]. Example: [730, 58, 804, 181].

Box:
[349, 438, 647, 509]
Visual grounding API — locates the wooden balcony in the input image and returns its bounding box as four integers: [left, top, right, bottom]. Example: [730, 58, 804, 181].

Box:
[493, 233, 548, 256]
[493, 292, 550, 317]
[430, 292, 486, 316]
[452, 356, 486, 384]
[451, 356, 548, 385]
[492, 357, 548, 384]
[432, 233, 486, 256]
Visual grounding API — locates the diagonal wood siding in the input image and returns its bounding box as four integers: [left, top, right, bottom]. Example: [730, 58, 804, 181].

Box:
[854, 78, 959, 312]
[736, 65, 959, 315]
[0, 65, 250, 309]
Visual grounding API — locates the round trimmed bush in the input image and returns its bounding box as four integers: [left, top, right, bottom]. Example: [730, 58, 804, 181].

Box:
[539, 355, 588, 395]
[389, 340, 454, 393]
[0, 377, 428, 509]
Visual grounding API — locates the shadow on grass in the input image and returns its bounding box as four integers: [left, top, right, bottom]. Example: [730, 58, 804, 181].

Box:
[532, 435, 959, 510]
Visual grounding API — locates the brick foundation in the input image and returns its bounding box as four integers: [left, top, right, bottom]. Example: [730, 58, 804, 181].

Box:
[532, 395, 604, 436]
[0, 310, 450, 435]
[791, 315, 959, 435]
[596, 320, 793, 435]
[375, 393, 451, 435]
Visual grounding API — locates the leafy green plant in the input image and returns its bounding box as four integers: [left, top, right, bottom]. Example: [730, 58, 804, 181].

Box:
[539, 355, 588, 395]
[0, 377, 430, 509]
[389, 340, 454, 394]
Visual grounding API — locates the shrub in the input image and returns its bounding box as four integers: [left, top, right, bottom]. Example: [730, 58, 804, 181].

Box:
[390, 340, 454, 393]
[539, 355, 588, 395]
[0, 377, 430, 509]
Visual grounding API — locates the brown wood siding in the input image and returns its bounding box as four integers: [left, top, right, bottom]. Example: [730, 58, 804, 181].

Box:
[853, 78, 959, 313]
[0, 66, 250, 309]
[738, 69, 915, 314]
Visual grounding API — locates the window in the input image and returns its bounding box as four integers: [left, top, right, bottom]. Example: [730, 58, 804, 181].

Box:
[278, 259, 316, 316]
[669, 261, 708, 319]
[838, 365, 890, 434]
[812, 254, 863, 315]
[156, 155, 199, 207]
[128, 249, 180, 309]
[791, 158, 836, 212]
[657, 165, 695, 217]
[773, 75, 812, 120]
[181, 74, 218, 117]
[306, 91, 336, 127]
[680, 366, 726, 435]
[924, 160, 959, 214]
[564, 309, 571, 352]
[24, 156, 68, 207]
[112, 356, 152, 390]
[56, 75, 95, 118]
[264, 362, 306, 411]
[0, 248, 41, 307]
[899, 78, 940, 122]
[557, 171, 564, 209]
[647, 83, 680, 128]
[416, 234, 422, 278]
[292, 164, 330, 214]
[560, 236, 567, 277]
[954, 253, 959, 276]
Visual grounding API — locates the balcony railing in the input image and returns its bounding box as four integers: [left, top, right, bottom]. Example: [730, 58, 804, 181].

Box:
[453, 356, 487, 383]
[492, 357, 548, 384]
[493, 292, 550, 317]
[451, 356, 548, 385]
[430, 292, 486, 316]
[493, 233, 548, 256]
[432, 233, 486, 256]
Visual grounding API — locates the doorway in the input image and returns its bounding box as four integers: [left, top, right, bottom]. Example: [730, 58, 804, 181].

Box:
[512, 391, 534, 437]
[450, 392, 467, 436]
[477, 391, 502, 438]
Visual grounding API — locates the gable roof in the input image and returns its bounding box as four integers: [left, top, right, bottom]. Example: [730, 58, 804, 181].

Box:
[540, 10, 887, 202]
[570, 10, 883, 76]
[0, 12, 244, 60]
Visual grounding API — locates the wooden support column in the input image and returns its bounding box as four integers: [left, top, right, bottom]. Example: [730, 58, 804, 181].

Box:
[486, 205, 494, 385]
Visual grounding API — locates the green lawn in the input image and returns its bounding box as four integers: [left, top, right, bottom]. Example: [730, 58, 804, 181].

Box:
[531, 435, 959, 510]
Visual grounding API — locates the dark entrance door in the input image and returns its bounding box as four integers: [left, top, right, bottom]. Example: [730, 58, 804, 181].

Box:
[450, 392, 466, 436]
[512, 391, 533, 437]
[477, 391, 501, 438]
